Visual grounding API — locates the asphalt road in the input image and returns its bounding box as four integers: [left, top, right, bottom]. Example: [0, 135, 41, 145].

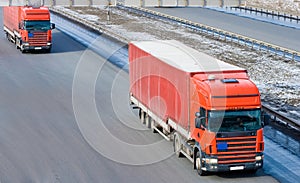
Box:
[148, 7, 300, 52]
[0, 8, 283, 182]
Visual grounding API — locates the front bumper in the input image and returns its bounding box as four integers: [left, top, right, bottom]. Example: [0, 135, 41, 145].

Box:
[21, 42, 52, 51]
[202, 153, 264, 172]
[203, 161, 263, 172]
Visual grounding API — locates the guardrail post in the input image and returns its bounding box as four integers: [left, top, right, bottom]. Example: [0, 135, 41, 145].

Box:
[292, 53, 295, 61]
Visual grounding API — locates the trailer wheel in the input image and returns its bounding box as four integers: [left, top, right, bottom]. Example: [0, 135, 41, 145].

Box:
[150, 118, 157, 133]
[145, 114, 151, 128]
[139, 109, 145, 124]
[174, 133, 183, 157]
[195, 151, 207, 176]
[5, 32, 9, 41]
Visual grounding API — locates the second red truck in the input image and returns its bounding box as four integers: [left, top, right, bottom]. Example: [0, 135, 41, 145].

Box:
[129, 40, 264, 175]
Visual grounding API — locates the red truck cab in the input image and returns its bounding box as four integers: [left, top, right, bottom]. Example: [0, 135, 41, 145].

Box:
[191, 71, 263, 175]
[3, 6, 55, 53]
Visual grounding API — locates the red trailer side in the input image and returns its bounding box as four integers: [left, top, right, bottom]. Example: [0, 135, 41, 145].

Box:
[129, 41, 190, 132]
[3, 6, 20, 33]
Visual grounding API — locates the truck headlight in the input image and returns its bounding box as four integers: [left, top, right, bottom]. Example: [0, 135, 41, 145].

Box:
[24, 43, 29, 46]
[255, 156, 262, 161]
[205, 158, 218, 164]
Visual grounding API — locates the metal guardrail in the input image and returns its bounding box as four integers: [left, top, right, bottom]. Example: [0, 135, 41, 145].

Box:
[264, 125, 300, 156]
[262, 105, 300, 131]
[117, 4, 300, 62]
[231, 6, 300, 23]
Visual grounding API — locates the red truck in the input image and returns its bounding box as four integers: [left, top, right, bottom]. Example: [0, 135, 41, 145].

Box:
[3, 6, 55, 53]
[129, 40, 264, 175]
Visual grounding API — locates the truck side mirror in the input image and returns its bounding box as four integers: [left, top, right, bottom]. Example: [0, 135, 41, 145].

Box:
[195, 117, 205, 130]
[51, 23, 55, 29]
[18, 22, 22, 29]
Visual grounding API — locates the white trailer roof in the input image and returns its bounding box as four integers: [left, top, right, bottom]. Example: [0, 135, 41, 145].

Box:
[131, 40, 245, 73]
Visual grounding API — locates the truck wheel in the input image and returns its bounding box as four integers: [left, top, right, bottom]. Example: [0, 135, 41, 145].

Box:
[145, 114, 151, 128]
[139, 109, 145, 124]
[174, 133, 183, 157]
[150, 118, 157, 133]
[45, 47, 52, 53]
[6, 32, 9, 41]
[195, 151, 207, 176]
[20, 47, 26, 53]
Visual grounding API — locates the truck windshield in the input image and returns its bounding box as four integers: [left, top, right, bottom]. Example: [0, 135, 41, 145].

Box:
[24, 20, 51, 30]
[208, 109, 261, 132]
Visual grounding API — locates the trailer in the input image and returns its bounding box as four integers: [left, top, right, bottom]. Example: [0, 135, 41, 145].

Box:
[3, 6, 55, 53]
[129, 40, 264, 175]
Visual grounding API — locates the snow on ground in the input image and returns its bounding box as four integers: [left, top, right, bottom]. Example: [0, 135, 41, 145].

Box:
[247, 0, 300, 15]
[55, 5, 300, 122]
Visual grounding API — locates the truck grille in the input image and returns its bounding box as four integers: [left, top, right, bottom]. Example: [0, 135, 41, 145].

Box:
[28, 32, 48, 46]
[216, 135, 256, 164]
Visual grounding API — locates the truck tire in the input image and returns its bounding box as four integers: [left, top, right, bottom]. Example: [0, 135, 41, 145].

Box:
[174, 133, 183, 157]
[45, 48, 51, 53]
[5, 32, 9, 41]
[20, 47, 26, 53]
[139, 109, 145, 124]
[145, 114, 151, 128]
[150, 118, 157, 133]
[195, 151, 207, 176]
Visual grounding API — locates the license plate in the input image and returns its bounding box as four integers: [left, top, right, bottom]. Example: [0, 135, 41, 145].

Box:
[35, 47, 42, 50]
[230, 166, 244, 171]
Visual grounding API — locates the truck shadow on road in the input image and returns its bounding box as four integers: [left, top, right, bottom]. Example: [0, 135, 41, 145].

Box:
[49, 31, 86, 54]
[214, 169, 266, 178]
